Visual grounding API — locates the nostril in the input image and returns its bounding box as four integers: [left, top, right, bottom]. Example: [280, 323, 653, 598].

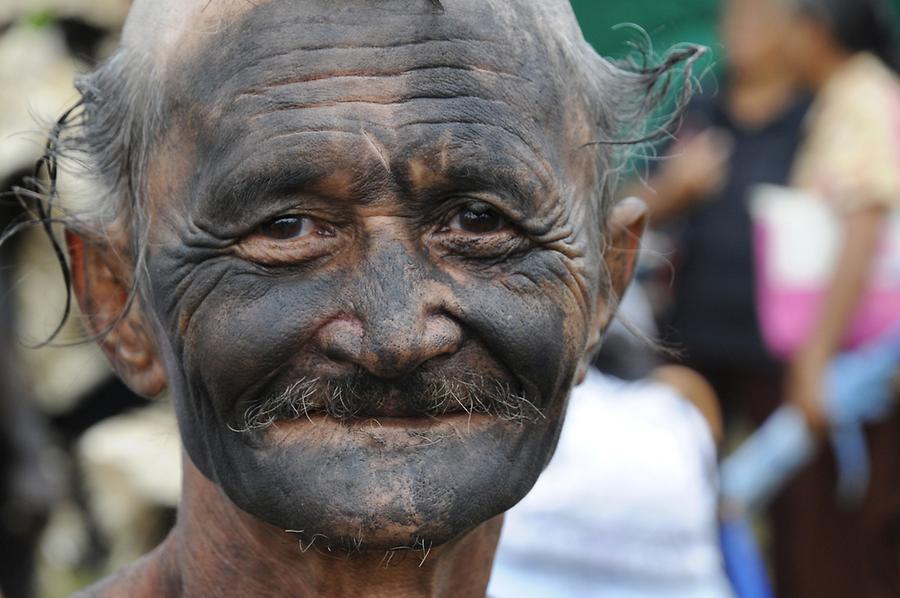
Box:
[316, 317, 365, 364]
[423, 314, 463, 358]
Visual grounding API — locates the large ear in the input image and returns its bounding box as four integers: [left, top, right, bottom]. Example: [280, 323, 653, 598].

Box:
[67, 231, 168, 398]
[577, 197, 648, 383]
[602, 197, 648, 311]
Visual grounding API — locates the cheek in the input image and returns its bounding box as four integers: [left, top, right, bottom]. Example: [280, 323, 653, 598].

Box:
[450, 253, 593, 405]
[154, 259, 349, 418]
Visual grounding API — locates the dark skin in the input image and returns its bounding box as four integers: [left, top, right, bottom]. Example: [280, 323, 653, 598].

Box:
[70, 1, 646, 595]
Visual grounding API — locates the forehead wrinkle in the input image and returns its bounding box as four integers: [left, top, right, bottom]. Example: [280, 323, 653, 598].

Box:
[192, 122, 556, 230]
[183, 80, 563, 217]
[218, 43, 533, 109]
[130, 0, 578, 92]
[203, 79, 562, 204]
[233, 67, 535, 116]
[209, 108, 559, 210]
[239, 98, 551, 161]
[243, 96, 523, 125]
[224, 56, 549, 146]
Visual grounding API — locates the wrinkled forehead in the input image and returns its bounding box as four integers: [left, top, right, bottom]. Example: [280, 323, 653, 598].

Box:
[176, 2, 567, 105]
[152, 0, 591, 173]
[137, 0, 580, 88]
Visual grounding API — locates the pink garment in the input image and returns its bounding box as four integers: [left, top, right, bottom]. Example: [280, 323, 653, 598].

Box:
[754, 224, 900, 358]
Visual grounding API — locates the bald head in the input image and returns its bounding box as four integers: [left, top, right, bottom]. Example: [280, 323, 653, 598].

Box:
[123, 0, 599, 149]
[121, 0, 586, 73]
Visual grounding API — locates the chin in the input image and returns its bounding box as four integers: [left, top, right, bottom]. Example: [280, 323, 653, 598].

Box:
[203, 410, 564, 550]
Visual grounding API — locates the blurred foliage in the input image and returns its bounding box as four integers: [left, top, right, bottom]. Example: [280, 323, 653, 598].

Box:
[23, 9, 55, 29]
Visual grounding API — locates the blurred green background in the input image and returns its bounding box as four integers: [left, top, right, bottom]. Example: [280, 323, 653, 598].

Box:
[571, 0, 900, 61]
[573, 0, 719, 59]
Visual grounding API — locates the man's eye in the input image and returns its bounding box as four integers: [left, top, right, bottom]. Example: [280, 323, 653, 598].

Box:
[258, 216, 314, 240]
[448, 202, 506, 234]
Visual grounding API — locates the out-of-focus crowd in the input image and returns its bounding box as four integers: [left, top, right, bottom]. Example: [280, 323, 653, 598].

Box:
[627, 0, 900, 595]
[0, 0, 899, 597]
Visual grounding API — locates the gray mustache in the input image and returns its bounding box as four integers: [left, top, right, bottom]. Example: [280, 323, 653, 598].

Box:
[230, 372, 545, 433]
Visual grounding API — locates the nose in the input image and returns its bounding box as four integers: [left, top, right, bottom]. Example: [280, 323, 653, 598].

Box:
[317, 313, 461, 378]
[316, 243, 462, 378]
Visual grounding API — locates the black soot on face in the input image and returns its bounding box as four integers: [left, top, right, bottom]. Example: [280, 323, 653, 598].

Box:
[142, 0, 606, 550]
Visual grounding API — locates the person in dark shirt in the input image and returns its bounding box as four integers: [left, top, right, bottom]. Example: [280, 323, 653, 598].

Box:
[667, 94, 810, 392]
[628, 5, 811, 590]
[630, 0, 810, 424]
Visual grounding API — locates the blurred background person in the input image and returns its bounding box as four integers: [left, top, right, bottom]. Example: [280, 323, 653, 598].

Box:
[783, 0, 900, 428]
[621, 0, 898, 596]
[749, 0, 900, 595]
[491, 357, 733, 597]
[627, 0, 810, 429]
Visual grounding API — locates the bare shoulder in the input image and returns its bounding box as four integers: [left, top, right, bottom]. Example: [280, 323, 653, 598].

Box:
[651, 365, 723, 444]
[70, 540, 180, 598]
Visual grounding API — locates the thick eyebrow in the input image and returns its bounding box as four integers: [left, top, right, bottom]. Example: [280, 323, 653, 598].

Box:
[199, 142, 555, 226]
[199, 162, 327, 224]
[436, 163, 543, 213]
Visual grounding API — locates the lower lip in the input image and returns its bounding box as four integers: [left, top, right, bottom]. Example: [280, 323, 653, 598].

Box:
[254, 412, 499, 445]
[275, 412, 489, 429]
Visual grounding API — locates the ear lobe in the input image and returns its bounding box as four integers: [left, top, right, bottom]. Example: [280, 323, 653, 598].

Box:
[67, 232, 168, 398]
[583, 197, 648, 361]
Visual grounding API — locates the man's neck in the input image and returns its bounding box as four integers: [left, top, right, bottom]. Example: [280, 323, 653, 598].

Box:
[807, 47, 853, 91]
[727, 69, 798, 129]
[88, 456, 502, 597]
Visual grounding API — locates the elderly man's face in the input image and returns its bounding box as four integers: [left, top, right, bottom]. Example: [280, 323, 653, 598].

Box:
[88, 0, 631, 550]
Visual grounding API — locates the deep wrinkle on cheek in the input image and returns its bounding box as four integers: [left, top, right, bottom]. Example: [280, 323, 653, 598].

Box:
[449, 274, 579, 406]
[157, 217, 580, 409]
[188, 268, 353, 399]
[141, 188, 590, 550]
[146, 170, 592, 440]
